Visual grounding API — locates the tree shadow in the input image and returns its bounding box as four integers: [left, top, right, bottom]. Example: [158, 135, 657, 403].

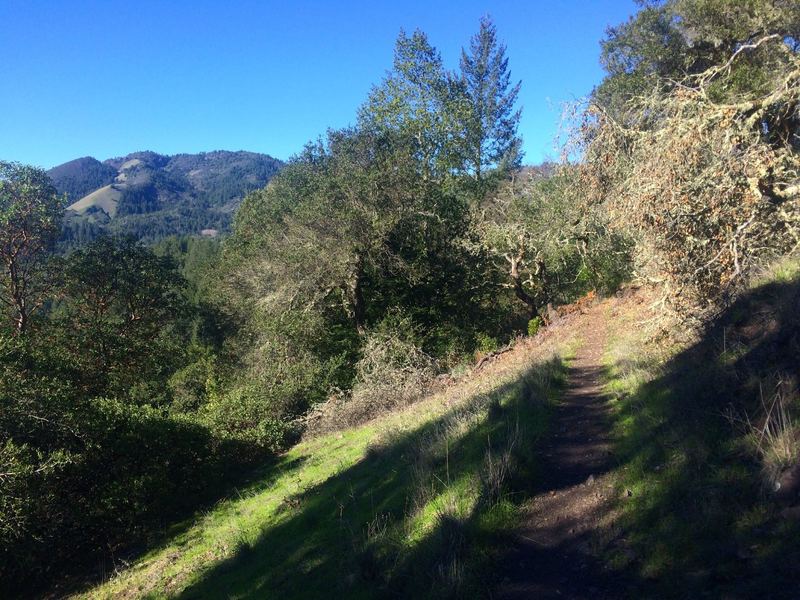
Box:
[606, 277, 800, 597]
[165, 357, 572, 599]
[494, 357, 644, 599]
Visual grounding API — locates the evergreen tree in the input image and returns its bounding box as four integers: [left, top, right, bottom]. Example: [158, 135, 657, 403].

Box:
[457, 16, 522, 189]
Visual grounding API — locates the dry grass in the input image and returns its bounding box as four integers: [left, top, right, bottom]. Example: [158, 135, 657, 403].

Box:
[744, 377, 799, 489]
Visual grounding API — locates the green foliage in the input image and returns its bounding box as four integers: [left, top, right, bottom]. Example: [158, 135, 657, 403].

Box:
[594, 0, 800, 117]
[480, 164, 633, 318]
[0, 232, 252, 593]
[54, 236, 191, 403]
[527, 316, 543, 337]
[0, 161, 64, 334]
[475, 331, 500, 353]
[360, 29, 462, 179]
[457, 16, 523, 188]
[361, 17, 523, 195]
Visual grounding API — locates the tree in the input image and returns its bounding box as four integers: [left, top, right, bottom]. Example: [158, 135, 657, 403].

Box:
[480, 165, 632, 320]
[230, 128, 443, 337]
[581, 2, 800, 309]
[359, 29, 461, 180]
[0, 162, 63, 335]
[457, 16, 523, 189]
[594, 0, 800, 118]
[56, 236, 190, 402]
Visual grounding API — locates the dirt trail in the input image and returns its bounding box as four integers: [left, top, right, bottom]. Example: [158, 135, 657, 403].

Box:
[495, 304, 631, 599]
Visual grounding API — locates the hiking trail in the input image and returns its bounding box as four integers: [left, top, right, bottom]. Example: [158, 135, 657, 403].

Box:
[496, 303, 633, 599]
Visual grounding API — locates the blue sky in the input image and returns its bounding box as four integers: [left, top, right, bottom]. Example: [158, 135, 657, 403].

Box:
[0, 1, 637, 169]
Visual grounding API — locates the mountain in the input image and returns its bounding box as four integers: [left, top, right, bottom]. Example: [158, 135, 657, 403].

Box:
[50, 150, 283, 246]
[47, 156, 118, 201]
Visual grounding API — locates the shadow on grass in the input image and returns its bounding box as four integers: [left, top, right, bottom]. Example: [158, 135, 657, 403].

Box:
[163, 357, 570, 599]
[46, 436, 284, 600]
[607, 277, 800, 598]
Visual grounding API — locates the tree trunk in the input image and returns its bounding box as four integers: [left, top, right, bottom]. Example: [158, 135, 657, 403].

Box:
[509, 254, 539, 320]
[6, 258, 28, 335]
[346, 257, 367, 336]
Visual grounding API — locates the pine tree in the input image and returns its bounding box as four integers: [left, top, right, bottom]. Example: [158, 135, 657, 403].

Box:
[458, 16, 522, 187]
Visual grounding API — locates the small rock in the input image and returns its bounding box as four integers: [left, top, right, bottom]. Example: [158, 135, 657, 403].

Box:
[625, 489, 633, 497]
[585, 474, 595, 486]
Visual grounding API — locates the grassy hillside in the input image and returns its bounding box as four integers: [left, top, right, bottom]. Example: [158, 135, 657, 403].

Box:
[73, 327, 578, 599]
[67, 184, 123, 217]
[601, 257, 800, 597]
[65, 255, 800, 598]
[47, 157, 117, 202]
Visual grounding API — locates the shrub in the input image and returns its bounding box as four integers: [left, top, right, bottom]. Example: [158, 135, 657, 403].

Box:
[307, 314, 436, 433]
[204, 384, 299, 451]
[527, 316, 543, 337]
[474, 332, 499, 353]
[576, 36, 800, 310]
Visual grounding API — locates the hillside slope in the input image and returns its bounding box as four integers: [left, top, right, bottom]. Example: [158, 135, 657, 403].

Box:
[70, 263, 800, 598]
[72, 314, 581, 599]
[50, 150, 283, 245]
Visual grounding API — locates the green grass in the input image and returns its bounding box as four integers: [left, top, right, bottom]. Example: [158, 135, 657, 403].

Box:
[78, 338, 573, 599]
[601, 260, 800, 597]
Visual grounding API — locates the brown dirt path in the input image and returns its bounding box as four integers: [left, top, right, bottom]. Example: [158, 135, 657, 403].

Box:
[494, 304, 634, 599]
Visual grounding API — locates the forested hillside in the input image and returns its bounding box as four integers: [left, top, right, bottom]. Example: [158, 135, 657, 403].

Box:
[50, 150, 283, 246]
[1, 2, 799, 598]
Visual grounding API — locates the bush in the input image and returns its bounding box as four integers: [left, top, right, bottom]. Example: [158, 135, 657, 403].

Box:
[475, 332, 499, 353]
[308, 313, 436, 433]
[0, 392, 254, 595]
[203, 384, 300, 451]
[527, 317, 543, 337]
[577, 36, 800, 310]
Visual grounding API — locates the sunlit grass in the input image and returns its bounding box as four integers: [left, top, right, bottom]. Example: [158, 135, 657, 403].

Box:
[78, 333, 574, 599]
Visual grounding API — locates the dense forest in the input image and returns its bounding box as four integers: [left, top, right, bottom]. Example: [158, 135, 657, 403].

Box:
[1, 1, 799, 597]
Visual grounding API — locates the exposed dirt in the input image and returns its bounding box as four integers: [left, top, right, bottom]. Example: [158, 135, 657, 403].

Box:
[495, 303, 634, 599]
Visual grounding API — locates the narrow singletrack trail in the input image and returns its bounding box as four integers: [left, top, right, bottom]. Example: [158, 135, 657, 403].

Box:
[495, 305, 633, 599]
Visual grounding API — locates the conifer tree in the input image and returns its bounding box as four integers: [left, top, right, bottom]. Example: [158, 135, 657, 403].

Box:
[458, 16, 522, 187]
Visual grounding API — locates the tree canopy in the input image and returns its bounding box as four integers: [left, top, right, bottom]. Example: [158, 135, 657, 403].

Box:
[0, 161, 63, 334]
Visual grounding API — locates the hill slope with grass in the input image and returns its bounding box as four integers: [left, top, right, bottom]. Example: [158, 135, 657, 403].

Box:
[72, 256, 800, 599]
[71, 315, 580, 599]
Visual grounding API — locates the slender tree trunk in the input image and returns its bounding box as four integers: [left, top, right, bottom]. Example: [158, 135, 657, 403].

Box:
[346, 257, 367, 336]
[6, 258, 27, 335]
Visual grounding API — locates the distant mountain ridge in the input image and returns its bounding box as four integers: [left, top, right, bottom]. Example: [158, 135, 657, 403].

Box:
[49, 150, 283, 245]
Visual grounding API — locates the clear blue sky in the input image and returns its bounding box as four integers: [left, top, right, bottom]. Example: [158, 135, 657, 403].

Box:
[0, 0, 637, 169]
